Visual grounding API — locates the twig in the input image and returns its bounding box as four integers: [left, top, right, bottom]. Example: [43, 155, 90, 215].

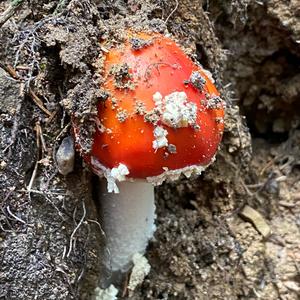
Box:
[0, 62, 19, 79]
[0, 0, 24, 28]
[165, 0, 179, 24]
[87, 218, 106, 238]
[259, 154, 282, 175]
[67, 201, 86, 258]
[239, 177, 254, 196]
[77, 220, 91, 282]
[46, 109, 58, 123]
[28, 89, 53, 116]
[37, 122, 47, 152]
[44, 194, 65, 219]
[0, 62, 53, 117]
[27, 159, 38, 193]
[6, 205, 27, 224]
[27, 122, 41, 192]
[54, 123, 71, 143]
[62, 246, 67, 259]
[0, 222, 14, 233]
[87, 218, 112, 277]
[18, 188, 66, 195]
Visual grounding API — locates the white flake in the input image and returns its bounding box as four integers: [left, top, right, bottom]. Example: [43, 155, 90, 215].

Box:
[110, 163, 129, 181]
[128, 253, 151, 295]
[152, 126, 168, 150]
[146, 157, 216, 185]
[152, 91, 198, 128]
[107, 164, 129, 193]
[94, 285, 118, 300]
[163, 91, 197, 128]
[90, 158, 129, 193]
[152, 91, 163, 108]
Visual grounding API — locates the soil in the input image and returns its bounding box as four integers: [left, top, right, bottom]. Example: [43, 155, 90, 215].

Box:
[0, 0, 299, 299]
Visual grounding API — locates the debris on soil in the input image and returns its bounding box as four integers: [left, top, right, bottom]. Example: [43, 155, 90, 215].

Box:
[94, 285, 118, 300]
[127, 254, 151, 295]
[239, 205, 271, 238]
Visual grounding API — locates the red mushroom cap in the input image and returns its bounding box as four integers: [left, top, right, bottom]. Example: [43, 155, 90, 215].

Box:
[75, 31, 225, 182]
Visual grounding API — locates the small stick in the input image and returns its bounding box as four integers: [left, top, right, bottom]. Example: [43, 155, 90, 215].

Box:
[0, 0, 24, 28]
[67, 201, 87, 258]
[0, 62, 18, 79]
[27, 122, 41, 192]
[165, 0, 179, 24]
[6, 205, 27, 224]
[28, 89, 52, 116]
[0, 62, 53, 117]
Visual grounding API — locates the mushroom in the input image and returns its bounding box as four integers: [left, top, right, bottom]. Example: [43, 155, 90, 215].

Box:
[73, 31, 225, 286]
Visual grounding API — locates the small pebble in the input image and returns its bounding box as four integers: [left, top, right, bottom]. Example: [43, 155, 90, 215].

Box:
[239, 205, 271, 238]
[56, 136, 75, 175]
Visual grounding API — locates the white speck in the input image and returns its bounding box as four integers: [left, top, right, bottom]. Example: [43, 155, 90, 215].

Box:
[127, 253, 151, 295]
[153, 91, 198, 128]
[189, 71, 206, 91]
[153, 91, 163, 107]
[94, 285, 118, 300]
[152, 126, 168, 150]
[107, 164, 130, 193]
[206, 95, 225, 109]
[90, 158, 129, 193]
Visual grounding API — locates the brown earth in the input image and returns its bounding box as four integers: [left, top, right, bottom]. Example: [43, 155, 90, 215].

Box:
[0, 0, 299, 299]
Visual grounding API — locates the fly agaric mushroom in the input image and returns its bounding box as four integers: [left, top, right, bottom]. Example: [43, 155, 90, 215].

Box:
[73, 31, 225, 284]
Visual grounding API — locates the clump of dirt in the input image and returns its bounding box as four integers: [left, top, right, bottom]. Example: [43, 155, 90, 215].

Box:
[109, 63, 135, 90]
[211, 1, 300, 137]
[130, 37, 153, 50]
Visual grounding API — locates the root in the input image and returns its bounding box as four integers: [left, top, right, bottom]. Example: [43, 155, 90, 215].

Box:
[67, 201, 87, 258]
[165, 0, 179, 24]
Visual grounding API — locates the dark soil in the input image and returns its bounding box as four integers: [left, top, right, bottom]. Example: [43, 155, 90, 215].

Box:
[0, 0, 299, 299]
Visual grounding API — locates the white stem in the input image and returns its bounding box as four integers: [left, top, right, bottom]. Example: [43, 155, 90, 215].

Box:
[98, 179, 156, 275]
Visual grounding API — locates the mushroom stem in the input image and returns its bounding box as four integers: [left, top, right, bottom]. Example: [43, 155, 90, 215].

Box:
[98, 179, 156, 286]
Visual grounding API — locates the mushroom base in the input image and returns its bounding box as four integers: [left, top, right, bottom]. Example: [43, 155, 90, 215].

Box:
[98, 179, 156, 286]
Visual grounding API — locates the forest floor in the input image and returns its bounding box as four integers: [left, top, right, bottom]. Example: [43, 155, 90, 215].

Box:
[0, 0, 299, 299]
